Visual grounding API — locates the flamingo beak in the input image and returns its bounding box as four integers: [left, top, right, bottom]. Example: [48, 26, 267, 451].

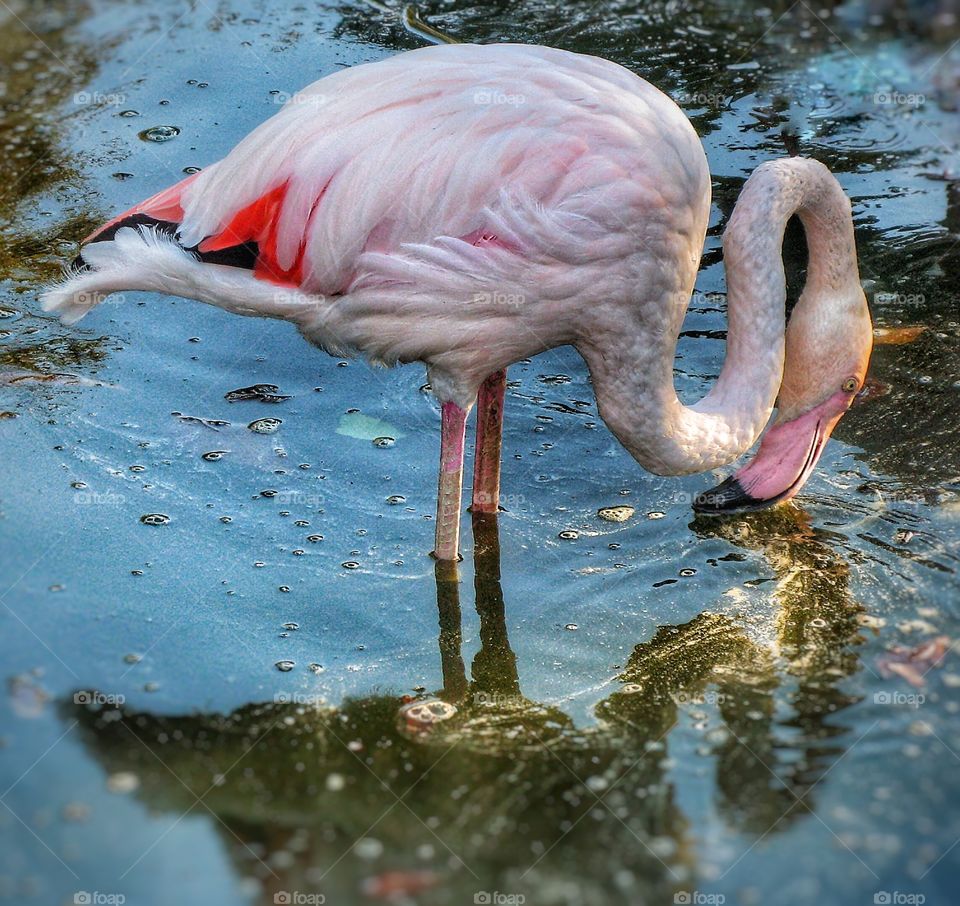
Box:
[693, 390, 852, 515]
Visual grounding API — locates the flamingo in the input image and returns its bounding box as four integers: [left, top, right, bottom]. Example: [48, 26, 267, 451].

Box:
[41, 42, 873, 561]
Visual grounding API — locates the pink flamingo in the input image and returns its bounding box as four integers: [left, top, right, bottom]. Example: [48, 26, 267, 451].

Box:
[42, 43, 873, 561]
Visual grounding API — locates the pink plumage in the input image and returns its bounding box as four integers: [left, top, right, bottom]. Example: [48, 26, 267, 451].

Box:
[42, 42, 872, 561]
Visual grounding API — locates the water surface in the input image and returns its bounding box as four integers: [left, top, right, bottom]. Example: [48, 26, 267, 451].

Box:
[1, 1, 959, 904]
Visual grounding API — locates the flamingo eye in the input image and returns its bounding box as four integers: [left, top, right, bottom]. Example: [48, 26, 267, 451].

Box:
[842, 377, 859, 393]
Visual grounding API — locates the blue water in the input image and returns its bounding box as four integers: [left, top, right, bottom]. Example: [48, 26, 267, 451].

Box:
[1, 1, 959, 904]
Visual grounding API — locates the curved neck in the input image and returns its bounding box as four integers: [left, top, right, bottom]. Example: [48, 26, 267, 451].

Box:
[582, 158, 861, 476]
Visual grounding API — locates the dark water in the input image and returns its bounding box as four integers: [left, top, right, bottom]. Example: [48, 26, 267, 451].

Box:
[1, 1, 959, 904]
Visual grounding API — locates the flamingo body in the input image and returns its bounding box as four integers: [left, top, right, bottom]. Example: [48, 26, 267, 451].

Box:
[42, 43, 872, 561]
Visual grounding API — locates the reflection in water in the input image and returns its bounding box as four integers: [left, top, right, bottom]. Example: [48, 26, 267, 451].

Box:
[67, 509, 867, 904]
[0, 0, 109, 382]
[3, 1, 956, 902]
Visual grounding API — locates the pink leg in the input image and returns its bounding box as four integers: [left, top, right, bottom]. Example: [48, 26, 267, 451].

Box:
[472, 369, 507, 514]
[433, 401, 468, 562]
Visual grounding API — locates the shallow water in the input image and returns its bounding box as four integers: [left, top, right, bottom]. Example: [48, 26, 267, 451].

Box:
[1, 1, 959, 904]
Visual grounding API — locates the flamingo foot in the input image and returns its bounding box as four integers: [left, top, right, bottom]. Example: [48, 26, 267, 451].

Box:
[433, 401, 467, 562]
[471, 369, 506, 514]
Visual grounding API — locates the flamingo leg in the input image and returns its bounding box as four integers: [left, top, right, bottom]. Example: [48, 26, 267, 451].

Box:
[433, 400, 468, 561]
[471, 369, 507, 514]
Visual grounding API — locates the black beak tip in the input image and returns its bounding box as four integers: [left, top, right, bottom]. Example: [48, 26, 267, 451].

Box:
[692, 477, 765, 515]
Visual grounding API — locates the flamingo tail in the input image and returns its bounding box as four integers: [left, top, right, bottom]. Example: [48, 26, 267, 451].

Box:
[40, 225, 323, 330]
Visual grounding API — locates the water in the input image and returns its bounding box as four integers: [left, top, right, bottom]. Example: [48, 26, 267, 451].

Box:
[1, 1, 959, 904]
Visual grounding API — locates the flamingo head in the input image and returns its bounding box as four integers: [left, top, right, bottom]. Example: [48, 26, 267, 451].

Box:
[694, 285, 873, 514]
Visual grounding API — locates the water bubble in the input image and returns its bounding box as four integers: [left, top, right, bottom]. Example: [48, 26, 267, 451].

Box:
[123, 653, 142, 665]
[278, 586, 290, 593]
[260, 489, 278, 498]
[275, 660, 296, 672]
[119, 109, 140, 118]
[678, 568, 697, 577]
[564, 623, 579, 631]
[598, 505, 636, 523]
[621, 683, 643, 694]
[400, 699, 457, 727]
[307, 534, 324, 543]
[308, 663, 324, 674]
[558, 530, 579, 540]
[294, 520, 309, 527]
[353, 838, 384, 860]
[219, 515, 232, 523]
[129, 465, 145, 473]
[202, 450, 228, 461]
[372, 436, 395, 448]
[106, 772, 140, 794]
[248, 418, 282, 434]
[111, 172, 134, 181]
[140, 514, 170, 526]
[341, 561, 360, 569]
[292, 549, 305, 556]
[183, 166, 201, 175]
[386, 495, 406, 505]
[71, 481, 87, 489]
[282, 622, 299, 631]
[647, 511, 666, 520]
[138, 125, 180, 143]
